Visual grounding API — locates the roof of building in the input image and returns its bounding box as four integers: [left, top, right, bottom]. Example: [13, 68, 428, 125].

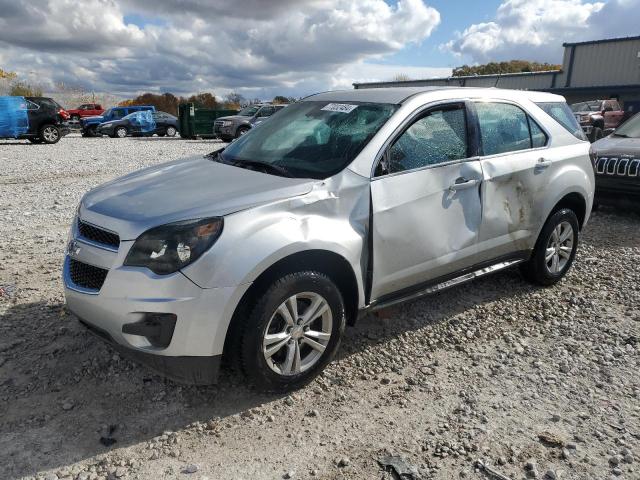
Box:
[305, 86, 564, 104]
[352, 69, 562, 89]
[563, 35, 640, 47]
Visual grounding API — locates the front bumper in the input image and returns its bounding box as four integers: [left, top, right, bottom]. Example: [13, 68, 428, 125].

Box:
[78, 317, 222, 384]
[97, 125, 114, 135]
[63, 220, 250, 384]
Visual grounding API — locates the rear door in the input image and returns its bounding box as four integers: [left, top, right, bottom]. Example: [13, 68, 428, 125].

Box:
[370, 102, 484, 300]
[473, 100, 551, 261]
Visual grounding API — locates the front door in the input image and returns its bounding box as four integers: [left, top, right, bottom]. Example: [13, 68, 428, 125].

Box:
[370, 102, 483, 300]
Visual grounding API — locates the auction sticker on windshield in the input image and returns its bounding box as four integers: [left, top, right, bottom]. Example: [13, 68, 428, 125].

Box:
[321, 103, 358, 113]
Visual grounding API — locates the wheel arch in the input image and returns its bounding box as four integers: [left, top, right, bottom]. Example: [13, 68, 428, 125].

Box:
[549, 191, 587, 230]
[222, 249, 360, 366]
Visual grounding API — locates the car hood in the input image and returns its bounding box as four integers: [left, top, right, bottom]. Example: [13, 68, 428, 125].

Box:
[217, 115, 251, 122]
[592, 135, 640, 156]
[79, 156, 316, 240]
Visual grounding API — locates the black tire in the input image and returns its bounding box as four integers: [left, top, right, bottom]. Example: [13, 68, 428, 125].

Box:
[39, 124, 61, 144]
[165, 126, 177, 137]
[83, 125, 98, 137]
[235, 126, 250, 138]
[236, 271, 345, 392]
[590, 126, 603, 143]
[520, 208, 579, 286]
[114, 126, 128, 138]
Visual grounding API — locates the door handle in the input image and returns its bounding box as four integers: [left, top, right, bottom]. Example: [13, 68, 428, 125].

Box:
[449, 177, 479, 192]
[535, 157, 552, 170]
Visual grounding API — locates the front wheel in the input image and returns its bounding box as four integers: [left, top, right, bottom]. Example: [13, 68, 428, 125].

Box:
[114, 126, 128, 138]
[238, 271, 345, 392]
[590, 126, 603, 143]
[165, 126, 177, 137]
[39, 125, 61, 144]
[235, 126, 250, 138]
[520, 208, 579, 286]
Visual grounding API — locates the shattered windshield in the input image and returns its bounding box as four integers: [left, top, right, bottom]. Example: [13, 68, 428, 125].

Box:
[219, 101, 398, 179]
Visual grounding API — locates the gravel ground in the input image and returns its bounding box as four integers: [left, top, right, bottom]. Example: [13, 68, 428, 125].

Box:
[1, 134, 638, 480]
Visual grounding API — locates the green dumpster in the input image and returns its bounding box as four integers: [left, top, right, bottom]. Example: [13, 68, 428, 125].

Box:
[178, 103, 238, 139]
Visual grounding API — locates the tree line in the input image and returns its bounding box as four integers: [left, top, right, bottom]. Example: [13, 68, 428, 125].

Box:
[118, 92, 298, 115]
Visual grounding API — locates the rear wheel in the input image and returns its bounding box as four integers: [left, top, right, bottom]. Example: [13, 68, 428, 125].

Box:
[166, 126, 177, 137]
[39, 125, 61, 144]
[520, 208, 579, 286]
[236, 271, 345, 392]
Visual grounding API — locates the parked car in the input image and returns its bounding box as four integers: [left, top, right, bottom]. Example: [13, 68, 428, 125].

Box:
[80, 105, 155, 137]
[213, 103, 286, 141]
[0, 96, 70, 144]
[571, 99, 625, 142]
[590, 112, 640, 208]
[64, 87, 593, 391]
[67, 103, 105, 122]
[97, 111, 179, 138]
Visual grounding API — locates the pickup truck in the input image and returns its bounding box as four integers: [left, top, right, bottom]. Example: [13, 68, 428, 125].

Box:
[67, 103, 105, 122]
[80, 105, 155, 137]
[571, 99, 625, 142]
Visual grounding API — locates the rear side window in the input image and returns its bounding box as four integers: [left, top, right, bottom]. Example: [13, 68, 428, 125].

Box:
[535, 102, 586, 141]
[475, 102, 544, 155]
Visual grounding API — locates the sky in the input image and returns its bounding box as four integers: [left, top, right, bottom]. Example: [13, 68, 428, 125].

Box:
[0, 0, 638, 100]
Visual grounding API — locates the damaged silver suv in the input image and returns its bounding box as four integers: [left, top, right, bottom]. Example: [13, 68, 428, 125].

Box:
[64, 87, 594, 391]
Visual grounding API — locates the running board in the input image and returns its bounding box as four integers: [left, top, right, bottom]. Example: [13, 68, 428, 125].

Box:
[369, 259, 524, 311]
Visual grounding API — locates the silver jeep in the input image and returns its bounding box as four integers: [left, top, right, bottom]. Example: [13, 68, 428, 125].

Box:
[64, 87, 594, 391]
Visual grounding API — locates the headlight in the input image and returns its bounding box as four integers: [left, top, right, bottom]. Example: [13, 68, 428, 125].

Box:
[124, 218, 223, 275]
[221, 120, 232, 127]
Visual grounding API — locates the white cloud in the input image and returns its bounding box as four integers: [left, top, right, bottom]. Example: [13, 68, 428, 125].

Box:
[0, 0, 442, 99]
[442, 0, 640, 64]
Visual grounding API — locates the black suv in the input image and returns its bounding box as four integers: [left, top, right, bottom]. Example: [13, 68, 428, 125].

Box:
[0, 96, 70, 144]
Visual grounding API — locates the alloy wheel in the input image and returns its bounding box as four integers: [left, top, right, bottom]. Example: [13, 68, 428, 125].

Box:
[116, 128, 127, 138]
[545, 221, 574, 274]
[262, 292, 332, 376]
[42, 126, 59, 143]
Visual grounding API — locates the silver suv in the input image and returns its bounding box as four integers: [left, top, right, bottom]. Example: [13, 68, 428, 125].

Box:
[64, 87, 594, 391]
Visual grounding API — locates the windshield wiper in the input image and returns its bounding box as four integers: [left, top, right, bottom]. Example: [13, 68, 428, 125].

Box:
[209, 151, 293, 177]
[232, 159, 294, 178]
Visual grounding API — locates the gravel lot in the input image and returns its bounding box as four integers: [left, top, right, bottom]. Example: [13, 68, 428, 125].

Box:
[1, 134, 639, 480]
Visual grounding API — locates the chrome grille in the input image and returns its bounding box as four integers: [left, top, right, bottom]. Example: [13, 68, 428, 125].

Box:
[596, 157, 639, 178]
[68, 258, 108, 291]
[78, 219, 120, 249]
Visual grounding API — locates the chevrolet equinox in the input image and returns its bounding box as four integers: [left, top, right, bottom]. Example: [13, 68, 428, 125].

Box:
[64, 87, 594, 391]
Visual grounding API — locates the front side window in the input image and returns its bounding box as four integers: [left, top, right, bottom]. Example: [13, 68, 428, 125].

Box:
[112, 109, 126, 119]
[380, 105, 468, 175]
[220, 101, 398, 179]
[476, 102, 544, 155]
[536, 102, 586, 140]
